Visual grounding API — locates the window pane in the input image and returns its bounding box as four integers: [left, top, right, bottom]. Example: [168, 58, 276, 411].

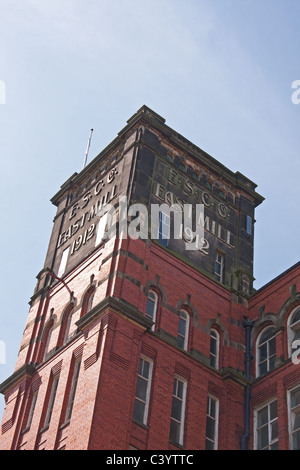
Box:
[292, 412, 300, 431]
[176, 380, 183, 399]
[257, 426, 268, 449]
[257, 407, 268, 427]
[210, 337, 217, 355]
[169, 419, 180, 444]
[146, 299, 155, 319]
[206, 416, 215, 440]
[260, 328, 274, 343]
[138, 358, 143, 376]
[292, 309, 300, 325]
[259, 361, 267, 376]
[269, 355, 276, 370]
[133, 399, 145, 423]
[270, 401, 278, 421]
[141, 360, 149, 379]
[215, 263, 221, 275]
[293, 430, 300, 450]
[135, 377, 147, 401]
[205, 439, 214, 450]
[291, 387, 300, 408]
[210, 399, 216, 418]
[271, 420, 278, 441]
[259, 343, 267, 362]
[178, 335, 185, 349]
[269, 337, 276, 357]
[178, 317, 186, 336]
[210, 355, 216, 368]
[178, 318, 186, 336]
[171, 397, 182, 422]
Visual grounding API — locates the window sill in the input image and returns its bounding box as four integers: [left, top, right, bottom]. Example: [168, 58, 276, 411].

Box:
[169, 439, 185, 450]
[132, 419, 149, 430]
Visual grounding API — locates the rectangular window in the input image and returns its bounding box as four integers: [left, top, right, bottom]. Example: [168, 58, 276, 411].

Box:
[57, 247, 70, 278]
[44, 374, 60, 428]
[133, 357, 153, 425]
[255, 400, 278, 450]
[25, 391, 38, 430]
[146, 291, 157, 331]
[65, 358, 81, 422]
[245, 215, 253, 237]
[169, 377, 187, 446]
[288, 385, 300, 449]
[205, 396, 219, 449]
[158, 211, 170, 247]
[214, 252, 224, 283]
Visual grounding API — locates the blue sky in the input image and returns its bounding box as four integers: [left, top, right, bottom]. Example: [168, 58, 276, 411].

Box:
[0, 0, 299, 418]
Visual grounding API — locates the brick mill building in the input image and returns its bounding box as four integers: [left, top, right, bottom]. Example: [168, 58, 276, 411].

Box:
[0, 106, 300, 450]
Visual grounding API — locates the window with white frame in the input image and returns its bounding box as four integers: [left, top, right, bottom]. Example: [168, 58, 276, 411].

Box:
[169, 376, 187, 446]
[210, 329, 219, 369]
[288, 385, 300, 450]
[214, 252, 224, 283]
[205, 396, 219, 450]
[146, 290, 158, 331]
[158, 211, 170, 247]
[287, 307, 300, 358]
[255, 400, 278, 450]
[177, 310, 189, 351]
[257, 327, 276, 377]
[133, 356, 153, 426]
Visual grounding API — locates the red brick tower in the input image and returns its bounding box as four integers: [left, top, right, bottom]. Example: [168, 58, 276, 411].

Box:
[0, 106, 299, 451]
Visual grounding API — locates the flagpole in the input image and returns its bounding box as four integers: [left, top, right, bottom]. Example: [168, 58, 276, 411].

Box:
[82, 128, 94, 169]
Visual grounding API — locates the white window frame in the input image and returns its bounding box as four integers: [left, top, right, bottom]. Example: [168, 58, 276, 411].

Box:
[256, 327, 276, 377]
[287, 384, 300, 450]
[146, 290, 158, 331]
[133, 356, 153, 426]
[214, 252, 224, 283]
[205, 395, 219, 450]
[169, 376, 187, 446]
[210, 329, 220, 370]
[287, 307, 300, 358]
[254, 399, 278, 450]
[177, 310, 190, 351]
[158, 211, 170, 247]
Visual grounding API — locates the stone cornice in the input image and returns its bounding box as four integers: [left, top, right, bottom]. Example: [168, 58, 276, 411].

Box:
[76, 296, 153, 332]
[0, 363, 36, 395]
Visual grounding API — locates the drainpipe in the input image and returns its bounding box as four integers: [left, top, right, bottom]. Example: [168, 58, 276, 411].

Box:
[241, 318, 254, 450]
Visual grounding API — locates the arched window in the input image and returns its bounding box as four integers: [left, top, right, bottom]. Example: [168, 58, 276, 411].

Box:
[287, 307, 300, 358]
[210, 329, 220, 369]
[257, 327, 276, 377]
[146, 290, 158, 331]
[57, 303, 74, 348]
[80, 287, 95, 319]
[177, 310, 190, 351]
[42, 320, 54, 362]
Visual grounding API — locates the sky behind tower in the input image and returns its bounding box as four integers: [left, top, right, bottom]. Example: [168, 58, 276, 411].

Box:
[0, 0, 299, 418]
